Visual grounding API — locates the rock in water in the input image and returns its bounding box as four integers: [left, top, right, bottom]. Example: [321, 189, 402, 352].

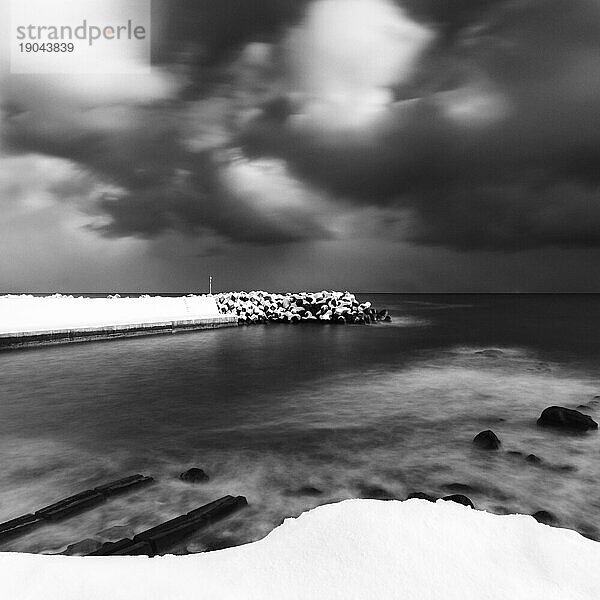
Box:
[441, 495, 475, 509]
[525, 454, 542, 465]
[179, 468, 209, 483]
[214, 291, 391, 325]
[537, 406, 598, 432]
[532, 510, 557, 525]
[473, 430, 501, 450]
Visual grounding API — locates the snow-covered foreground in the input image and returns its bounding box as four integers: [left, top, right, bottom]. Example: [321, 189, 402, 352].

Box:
[0, 295, 223, 335]
[2, 499, 599, 600]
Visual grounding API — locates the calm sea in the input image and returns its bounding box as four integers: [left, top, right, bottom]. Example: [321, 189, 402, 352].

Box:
[1, 294, 599, 553]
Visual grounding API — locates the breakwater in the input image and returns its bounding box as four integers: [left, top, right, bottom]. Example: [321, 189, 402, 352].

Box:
[215, 291, 391, 324]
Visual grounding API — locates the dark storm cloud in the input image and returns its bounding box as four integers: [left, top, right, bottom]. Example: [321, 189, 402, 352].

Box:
[153, 0, 309, 65]
[3, 0, 600, 252]
[239, 0, 600, 250]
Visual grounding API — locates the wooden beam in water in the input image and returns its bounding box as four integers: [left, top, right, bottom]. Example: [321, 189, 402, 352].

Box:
[94, 475, 154, 498]
[0, 474, 154, 542]
[35, 490, 105, 521]
[0, 514, 42, 539]
[88, 495, 248, 556]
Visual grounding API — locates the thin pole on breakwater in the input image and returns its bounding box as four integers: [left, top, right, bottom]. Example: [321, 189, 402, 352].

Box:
[209, 276, 213, 295]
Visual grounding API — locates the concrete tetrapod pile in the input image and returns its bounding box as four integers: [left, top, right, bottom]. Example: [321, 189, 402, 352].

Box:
[215, 291, 391, 325]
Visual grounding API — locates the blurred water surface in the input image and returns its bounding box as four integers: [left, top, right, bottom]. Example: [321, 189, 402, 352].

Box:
[0, 294, 599, 553]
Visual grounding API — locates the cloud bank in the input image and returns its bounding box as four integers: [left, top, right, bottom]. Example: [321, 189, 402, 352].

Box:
[2, 0, 600, 291]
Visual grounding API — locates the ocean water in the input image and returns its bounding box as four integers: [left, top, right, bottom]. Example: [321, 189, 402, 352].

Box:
[1, 294, 599, 554]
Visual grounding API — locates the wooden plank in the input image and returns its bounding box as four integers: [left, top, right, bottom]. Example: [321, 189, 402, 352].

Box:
[87, 495, 248, 556]
[0, 474, 154, 542]
[35, 490, 106, 521]
[94, 474, 154, 497]
[0, 514, 42, 540]
[135, 495, 248, 555]
[35, 490, 105, 521]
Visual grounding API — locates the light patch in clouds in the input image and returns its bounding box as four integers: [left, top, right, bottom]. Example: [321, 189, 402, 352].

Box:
[0, 155, 146, 293]
[286, 0, 434, 131]
[219, 151, 338, 240]
[435, 84, 510, 125]
[0, 154, 116, 217]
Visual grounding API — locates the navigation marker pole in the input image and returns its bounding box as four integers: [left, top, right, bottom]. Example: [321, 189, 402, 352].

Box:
[209, 276, 213, 295]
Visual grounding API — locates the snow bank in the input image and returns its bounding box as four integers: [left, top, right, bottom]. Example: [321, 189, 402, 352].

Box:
[2, 499, 599, 600]
[0, 295, 223, 335]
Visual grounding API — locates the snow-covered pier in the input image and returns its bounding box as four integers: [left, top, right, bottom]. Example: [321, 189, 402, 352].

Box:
[0, 295, 237, 350]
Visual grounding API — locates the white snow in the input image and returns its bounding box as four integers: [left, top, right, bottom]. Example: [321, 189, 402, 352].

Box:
[0, 295, 223, 335]
[1, 499, 599, 600]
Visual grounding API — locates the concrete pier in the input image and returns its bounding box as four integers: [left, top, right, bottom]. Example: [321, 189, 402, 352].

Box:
[0, 316, 238, 351]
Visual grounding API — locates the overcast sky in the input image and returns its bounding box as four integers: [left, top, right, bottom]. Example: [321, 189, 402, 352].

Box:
[2, 0, 600, 293]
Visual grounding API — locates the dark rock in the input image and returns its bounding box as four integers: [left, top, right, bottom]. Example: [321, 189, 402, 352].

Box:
[179, 468, 209, 483]
[532, 510, 556, 525]
[297, 486, 323, 497]
[537, 406, 598, 432]
[507, 451, 524, 457]
[441, 494, 475, 508]
[63, 538, 102, 556]
[406, 492, 437, 502]
[473, 430, 501, 450]
[525, 454, 542, 464]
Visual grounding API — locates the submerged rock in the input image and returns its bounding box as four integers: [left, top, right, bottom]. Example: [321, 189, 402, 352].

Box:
[473, 430, 501, 450]
[537, 406, 598, 432]
[179, 468, 209, 483]
[441, 494, 475, 509]
[525, 454, 542, 465]
[297, 486, 324, 497]
[443, 483, 476, 494]
[357, 484, 395, 500]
